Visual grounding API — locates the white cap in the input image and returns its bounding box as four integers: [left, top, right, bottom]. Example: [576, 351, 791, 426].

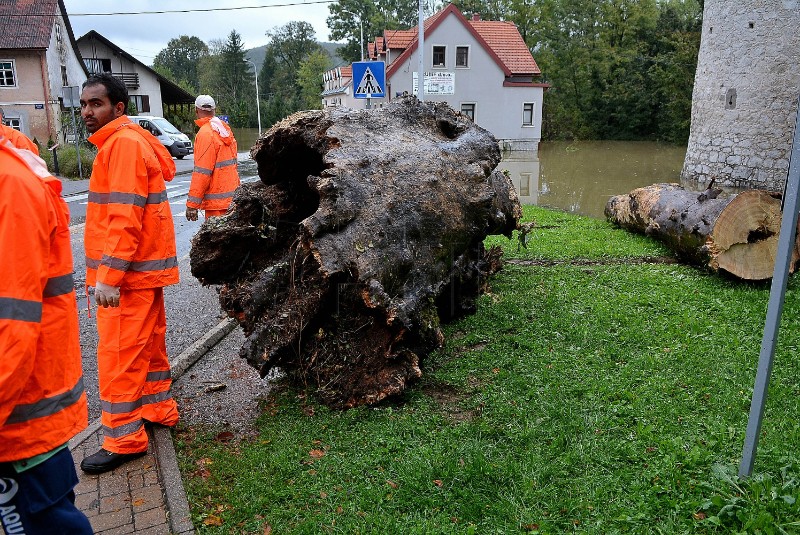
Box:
[195, 95, 216, 110]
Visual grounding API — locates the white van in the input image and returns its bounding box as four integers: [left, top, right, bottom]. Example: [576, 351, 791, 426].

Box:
[128, 116, 193, 159]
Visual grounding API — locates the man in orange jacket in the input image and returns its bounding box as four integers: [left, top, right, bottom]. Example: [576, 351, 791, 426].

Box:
[79, 73, 180, 474]
[0, 107, 39, 154]
[185, 94, 240, 221]
[0, 132, 92, 532]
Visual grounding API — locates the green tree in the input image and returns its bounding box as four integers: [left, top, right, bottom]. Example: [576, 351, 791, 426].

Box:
[153, 35, 208, 92]
[297, 49, 332, 109]
[648, 0, 703, 143]
[523, 0, 701, 141]
[206, 30, 256, 127]
[257, 21, 324, 124]
[327, 0, 424, 63]
[263, 21, 322, 94]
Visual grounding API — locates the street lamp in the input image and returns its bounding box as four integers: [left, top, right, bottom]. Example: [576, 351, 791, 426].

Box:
[340, 9, 364, 61]
[245, 58, 262, 136]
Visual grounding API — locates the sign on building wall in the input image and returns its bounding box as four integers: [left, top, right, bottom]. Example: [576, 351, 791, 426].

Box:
[413, 72, 455, 95]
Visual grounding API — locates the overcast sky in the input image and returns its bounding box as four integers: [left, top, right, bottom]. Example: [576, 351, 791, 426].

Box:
[62, 0, 337, 65]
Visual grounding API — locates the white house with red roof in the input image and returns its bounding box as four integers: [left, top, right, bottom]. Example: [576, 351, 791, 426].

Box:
[322, 4, 546, 150]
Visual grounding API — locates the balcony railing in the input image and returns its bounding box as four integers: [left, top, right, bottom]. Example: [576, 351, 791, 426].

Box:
[111, 72, 139, 89]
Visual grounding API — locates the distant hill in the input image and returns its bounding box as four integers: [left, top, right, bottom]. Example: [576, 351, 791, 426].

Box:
[245, 42, 347, 70]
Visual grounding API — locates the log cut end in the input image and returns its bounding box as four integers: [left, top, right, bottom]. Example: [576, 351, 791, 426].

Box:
[190, 97, 521, 408]
[707, 190, 800, 280]
[606, 183, 800, 280]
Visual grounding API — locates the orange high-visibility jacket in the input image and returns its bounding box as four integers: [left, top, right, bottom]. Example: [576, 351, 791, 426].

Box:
[0, 137, 87, 462]
[1, 123, 39, 154]
[187, 116, 240, 212]
[85, 116, 179, 289]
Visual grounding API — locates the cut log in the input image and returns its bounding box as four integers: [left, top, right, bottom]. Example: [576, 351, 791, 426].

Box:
[605, 182, 800, 280]
[189, 97, 521, 408]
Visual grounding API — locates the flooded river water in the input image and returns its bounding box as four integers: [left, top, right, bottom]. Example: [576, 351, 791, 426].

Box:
[504, 140, 687, 220]
[233, 127, 687, 221]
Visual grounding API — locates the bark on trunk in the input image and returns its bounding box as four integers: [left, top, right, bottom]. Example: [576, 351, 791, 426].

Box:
[605, 182, 800, 280]
[189, 97, 521, 408]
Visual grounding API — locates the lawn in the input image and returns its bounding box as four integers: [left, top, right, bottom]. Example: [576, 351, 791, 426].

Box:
[176, 205, 800, 534]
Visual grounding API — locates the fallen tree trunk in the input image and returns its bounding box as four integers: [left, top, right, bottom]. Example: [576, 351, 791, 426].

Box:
[190, 97, 521, 408]
[605, 182, 800, 280]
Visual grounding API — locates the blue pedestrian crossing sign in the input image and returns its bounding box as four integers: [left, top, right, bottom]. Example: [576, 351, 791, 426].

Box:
[352, 61, 385, 99]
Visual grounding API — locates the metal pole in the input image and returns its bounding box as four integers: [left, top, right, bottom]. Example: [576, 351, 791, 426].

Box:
[67, 86, 82, 179]
[342, 9, 364, 62]
[739, 95, 800, 478]
[246, 59, 261, 136]
[417, 0, 424, 101]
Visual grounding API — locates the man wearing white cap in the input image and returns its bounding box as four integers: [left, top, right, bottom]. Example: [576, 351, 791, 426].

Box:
[186, 95, 240, 220]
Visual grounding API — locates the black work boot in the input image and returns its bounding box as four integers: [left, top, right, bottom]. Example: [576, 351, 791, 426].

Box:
[80, 448, 146, 474]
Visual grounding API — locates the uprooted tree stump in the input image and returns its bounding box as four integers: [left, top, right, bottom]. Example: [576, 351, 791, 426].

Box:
[189, 97, 521, 408]
[605, 182, 800, 280]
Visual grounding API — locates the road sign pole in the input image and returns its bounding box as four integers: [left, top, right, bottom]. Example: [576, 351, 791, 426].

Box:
[739, 95, 800, 478]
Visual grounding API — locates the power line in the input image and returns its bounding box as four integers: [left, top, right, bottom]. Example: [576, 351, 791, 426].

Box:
[67, 0, 336, 17]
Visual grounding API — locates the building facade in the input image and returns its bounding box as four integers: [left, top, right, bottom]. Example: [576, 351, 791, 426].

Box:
[0, 0, 88, 143]
[322, 5, 546, 151]
[76, 31, 193, 118]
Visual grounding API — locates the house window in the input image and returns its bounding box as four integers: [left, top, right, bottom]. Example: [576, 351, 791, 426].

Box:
[3, 117, 21, 131]
[129, 95, 150, 114]
[523, 103, 535, 126]
[456, 46, 469, 67]
[61, 65, 68, 87]
[460, 103, 476, 121]
[84, 58, 111, 74]
[55, 23, 66, 55]
[432, 46, 446, 67]
[519, 173, 531, 196]
[0, 60, 16, 86]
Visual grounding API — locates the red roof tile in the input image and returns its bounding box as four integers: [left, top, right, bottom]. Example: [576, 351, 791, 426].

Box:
[385, 4, 540, 78]
[0, 0, 59, 48]
[0, 0, 59, 49]
[384, 29, 416, 49]
[470, 20, 540, 75]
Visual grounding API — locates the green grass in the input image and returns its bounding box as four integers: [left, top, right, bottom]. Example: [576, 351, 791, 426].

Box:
[176, 206, 800, 534]
[37, 142, 96, 179]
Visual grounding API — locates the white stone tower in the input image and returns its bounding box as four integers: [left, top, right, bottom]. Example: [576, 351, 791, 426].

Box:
[681, 0, 800, 191]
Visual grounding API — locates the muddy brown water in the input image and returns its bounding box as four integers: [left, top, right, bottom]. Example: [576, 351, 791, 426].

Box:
[505, 140, 687, 220]
[233, 127, 688, 221]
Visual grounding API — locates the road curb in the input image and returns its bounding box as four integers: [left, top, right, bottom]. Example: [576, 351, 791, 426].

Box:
[70, 316, 238, 534]
[156, 317, 237, 534]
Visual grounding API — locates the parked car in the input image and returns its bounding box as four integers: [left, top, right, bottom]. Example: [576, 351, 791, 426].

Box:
[128, 116, 193, 159]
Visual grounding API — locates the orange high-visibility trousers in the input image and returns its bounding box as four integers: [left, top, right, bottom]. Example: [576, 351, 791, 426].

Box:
[204, 209, 227, 218]
[97, 287, 178, 453]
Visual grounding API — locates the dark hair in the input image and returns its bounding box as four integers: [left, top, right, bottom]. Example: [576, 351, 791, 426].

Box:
[83, 73, 129, 113]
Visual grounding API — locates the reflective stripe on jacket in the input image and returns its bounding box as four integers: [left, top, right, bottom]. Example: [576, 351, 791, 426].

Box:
[85, 116, 179, 289]
[0, 137, 88, 462]
[187, 116, 240, 211]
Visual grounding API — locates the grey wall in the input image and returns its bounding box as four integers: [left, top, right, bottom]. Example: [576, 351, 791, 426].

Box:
[681, 0, 800, 190]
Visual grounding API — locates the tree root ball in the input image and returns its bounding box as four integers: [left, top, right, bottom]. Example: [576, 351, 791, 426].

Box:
[190, 97, 521, 408]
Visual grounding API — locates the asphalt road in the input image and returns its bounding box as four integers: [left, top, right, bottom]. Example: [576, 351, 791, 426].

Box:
[68, 153, 259, 421]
